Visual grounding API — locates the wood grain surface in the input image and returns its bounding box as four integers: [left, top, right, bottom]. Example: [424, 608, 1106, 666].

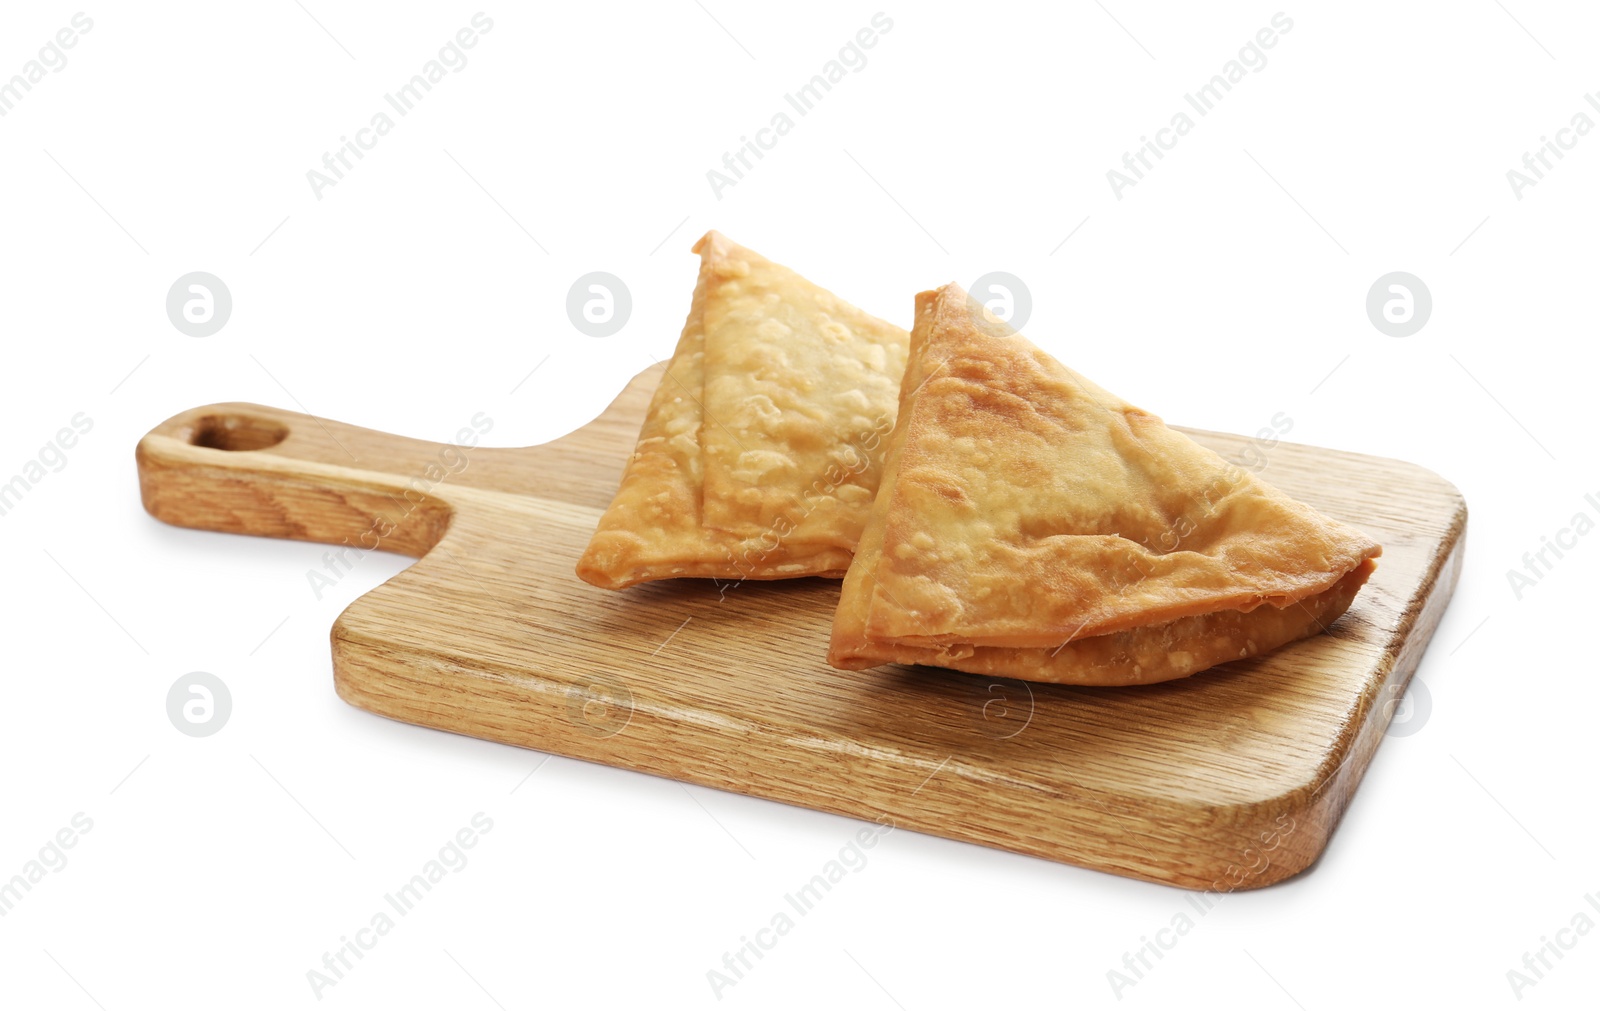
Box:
[135, 363, 1466, 890]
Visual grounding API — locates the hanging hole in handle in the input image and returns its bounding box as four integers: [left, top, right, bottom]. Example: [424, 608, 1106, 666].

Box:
[189, 413, 290, 451]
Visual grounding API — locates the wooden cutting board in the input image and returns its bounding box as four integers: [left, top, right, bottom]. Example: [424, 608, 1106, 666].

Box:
[136, 364, 1465, 890]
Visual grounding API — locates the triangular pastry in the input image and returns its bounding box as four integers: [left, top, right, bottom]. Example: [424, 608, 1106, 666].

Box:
[577, 232, 909, 589]
[828, 284, 1382, 685]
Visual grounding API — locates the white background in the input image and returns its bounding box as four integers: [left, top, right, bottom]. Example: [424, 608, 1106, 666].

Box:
[1, 1, 1596, 1007]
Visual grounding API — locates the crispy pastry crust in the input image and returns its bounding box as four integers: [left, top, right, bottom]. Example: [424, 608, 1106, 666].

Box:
[576, 233, 909, 590]
[827, 284, 1382, 685]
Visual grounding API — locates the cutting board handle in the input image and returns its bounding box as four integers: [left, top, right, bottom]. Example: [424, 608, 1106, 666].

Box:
[136, 402, 460, 558]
